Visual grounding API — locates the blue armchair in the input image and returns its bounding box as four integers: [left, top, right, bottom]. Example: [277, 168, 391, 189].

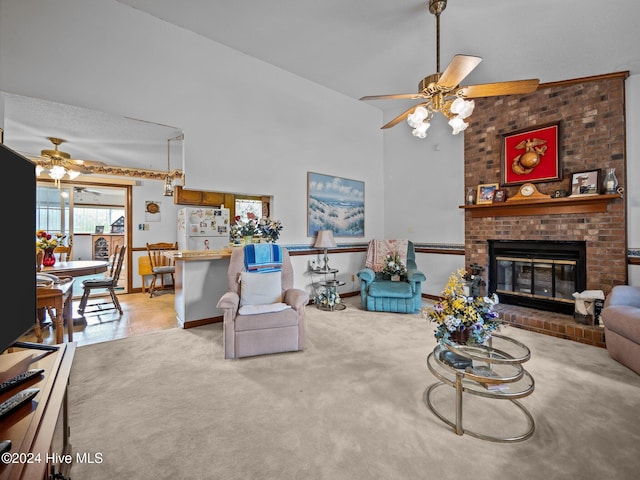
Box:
[357, 240, 426, 313]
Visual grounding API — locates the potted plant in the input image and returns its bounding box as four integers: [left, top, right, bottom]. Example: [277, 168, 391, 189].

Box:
[382, 252, 407, 281]
[231, 213, 260, 244]
[258, 217, 283, 243]
[36, 230, 65, 267]
[422, 268, 501, 345]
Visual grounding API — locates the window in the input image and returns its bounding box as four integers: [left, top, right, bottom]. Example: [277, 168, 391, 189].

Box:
[36, 184, 126, 235]
[235, 198, 264, 221]
[73, 207, 125, 234]
[36, 185, 71, 237]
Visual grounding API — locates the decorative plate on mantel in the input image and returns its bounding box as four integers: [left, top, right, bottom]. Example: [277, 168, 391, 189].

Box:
[506, 183, 551, 202]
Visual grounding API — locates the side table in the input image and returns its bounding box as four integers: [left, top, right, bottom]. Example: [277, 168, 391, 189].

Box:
[318, 279, 346, 311]
[424, 334, 535, 442]
[309, 268, 346, 311]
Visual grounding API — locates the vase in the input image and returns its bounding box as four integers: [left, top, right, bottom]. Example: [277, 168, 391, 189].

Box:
[449, 328, 471, 345]
[602, 167, 619, 194]
[42, 247, 56, 267]
[466, 187, 476, 205]
[243, 236, 253, 245]
[391, 274, 400, 282]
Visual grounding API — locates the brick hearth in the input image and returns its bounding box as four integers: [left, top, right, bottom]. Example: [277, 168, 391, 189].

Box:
[494, 303, 605, 348]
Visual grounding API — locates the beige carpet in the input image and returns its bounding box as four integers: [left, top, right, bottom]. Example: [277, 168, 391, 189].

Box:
[68, 297, 640, 479]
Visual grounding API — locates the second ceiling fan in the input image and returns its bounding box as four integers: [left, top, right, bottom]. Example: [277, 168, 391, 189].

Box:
[360, 0, 540, 138]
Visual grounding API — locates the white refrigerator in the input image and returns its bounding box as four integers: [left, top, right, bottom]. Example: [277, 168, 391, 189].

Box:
[177, 207, 230, 250]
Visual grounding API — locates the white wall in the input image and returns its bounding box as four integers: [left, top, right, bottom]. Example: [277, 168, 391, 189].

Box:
[0, 0, 384, 291]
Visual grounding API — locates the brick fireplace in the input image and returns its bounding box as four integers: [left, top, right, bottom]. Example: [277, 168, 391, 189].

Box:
[462, 72, 628, 348]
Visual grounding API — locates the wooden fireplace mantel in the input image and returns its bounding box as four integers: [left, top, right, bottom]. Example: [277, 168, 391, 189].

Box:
[459, 193, 622, 218]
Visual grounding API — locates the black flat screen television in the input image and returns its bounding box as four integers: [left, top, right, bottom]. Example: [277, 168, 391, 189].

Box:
[0, 143, 36, 353]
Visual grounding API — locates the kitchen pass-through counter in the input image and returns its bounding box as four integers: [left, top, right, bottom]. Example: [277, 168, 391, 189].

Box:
[164, 248, 233, 328]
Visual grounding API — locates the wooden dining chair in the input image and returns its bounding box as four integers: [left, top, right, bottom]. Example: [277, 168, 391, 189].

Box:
[146, 242, 178, 298]
[77, 244, 127, 316]
[53, 245, 72, 262]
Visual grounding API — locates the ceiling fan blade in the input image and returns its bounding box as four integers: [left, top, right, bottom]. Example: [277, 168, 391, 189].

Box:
[360, 93, 426, 101]
[67, 158, 107, 168]
[457, 79, 540, 98]
[438, 55, 482, 89]
[381, 104, 428, 130]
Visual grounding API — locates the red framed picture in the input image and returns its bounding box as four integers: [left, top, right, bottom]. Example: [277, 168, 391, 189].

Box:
[501, 122, 561, 186]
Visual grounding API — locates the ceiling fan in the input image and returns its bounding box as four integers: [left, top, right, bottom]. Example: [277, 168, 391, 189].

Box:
[27, 137, 106, 185]
[360, 0, 540, 138]
[24, 135, 185, 184]
[74, 186, 102, 195]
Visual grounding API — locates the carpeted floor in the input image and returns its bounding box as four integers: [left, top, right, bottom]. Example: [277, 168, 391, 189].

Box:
[68, 297, 640, 479]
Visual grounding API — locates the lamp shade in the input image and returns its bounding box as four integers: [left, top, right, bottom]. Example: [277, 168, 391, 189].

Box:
[314, 230, 336, 248]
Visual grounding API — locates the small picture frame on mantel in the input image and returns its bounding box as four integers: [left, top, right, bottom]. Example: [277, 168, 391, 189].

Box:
[570, 169, 601, 196]
[477, 183, 499, 204]
[492, 188, 507, 203]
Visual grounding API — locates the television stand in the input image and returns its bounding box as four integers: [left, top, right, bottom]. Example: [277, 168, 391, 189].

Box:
[0, 342, 76, 479]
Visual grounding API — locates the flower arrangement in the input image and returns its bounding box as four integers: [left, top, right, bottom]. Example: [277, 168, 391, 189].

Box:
[231, 214, 284, 243]
[231, 213, 260, 239]
[422, 268, 501, 345]
[258, 217, 283, 243]
[382, 251, 407, 276]
[315, 287, 341, 308]
[36, 230, 65, 250]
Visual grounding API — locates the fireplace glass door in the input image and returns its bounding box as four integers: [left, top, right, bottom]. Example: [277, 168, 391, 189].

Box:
[496, 256, 576, 304]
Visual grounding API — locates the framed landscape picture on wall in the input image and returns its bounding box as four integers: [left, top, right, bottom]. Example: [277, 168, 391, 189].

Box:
[501, 122, 561, 186]
[307, 172, 364, 237]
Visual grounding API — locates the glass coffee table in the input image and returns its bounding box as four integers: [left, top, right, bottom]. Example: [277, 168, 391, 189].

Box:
[424, 334, 535, 442]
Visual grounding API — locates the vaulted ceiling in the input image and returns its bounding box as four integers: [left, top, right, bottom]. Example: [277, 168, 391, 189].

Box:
[116, 0, 640, 102]
[4, 0, 640, 176]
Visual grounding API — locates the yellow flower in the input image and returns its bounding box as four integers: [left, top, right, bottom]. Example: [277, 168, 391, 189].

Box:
[421, 269, 501, 345]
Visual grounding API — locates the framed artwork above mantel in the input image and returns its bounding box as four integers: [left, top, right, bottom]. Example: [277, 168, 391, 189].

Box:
[500, 122, 561, 186]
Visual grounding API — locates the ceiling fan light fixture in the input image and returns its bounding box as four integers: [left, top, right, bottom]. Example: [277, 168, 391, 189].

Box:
[448, 116, 469, 135]
[407, 106, 429, 128]
[412, 121, 430, 138]
[67, 169, 81, 180]
[49, 164, 66, 188]
[360, 0, 539, 140]
[450, 97, 474, 118]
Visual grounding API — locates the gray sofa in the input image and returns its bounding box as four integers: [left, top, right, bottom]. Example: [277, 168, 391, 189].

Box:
[601, 285, 640, 374]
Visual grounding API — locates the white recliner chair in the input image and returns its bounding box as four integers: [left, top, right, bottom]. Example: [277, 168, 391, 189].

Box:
[216, 245, 308, 359]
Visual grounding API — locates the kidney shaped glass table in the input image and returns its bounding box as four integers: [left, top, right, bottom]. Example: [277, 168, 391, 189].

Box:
[424, 333, 535, 443]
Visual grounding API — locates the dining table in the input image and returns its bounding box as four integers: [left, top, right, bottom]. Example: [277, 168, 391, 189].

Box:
[36, 278, 75, 344]
[40, 259, 110, 277]
[38, 260, 110, 330]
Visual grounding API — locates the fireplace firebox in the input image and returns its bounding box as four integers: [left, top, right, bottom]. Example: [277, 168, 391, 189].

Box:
[488, 240, 586, 315]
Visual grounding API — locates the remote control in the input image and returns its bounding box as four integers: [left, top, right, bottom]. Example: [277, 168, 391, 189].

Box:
[0, 388, 40, 420]
[11, 341, 59, 352]
[0, 440, 11, 454]
[0, 369, 44, 396]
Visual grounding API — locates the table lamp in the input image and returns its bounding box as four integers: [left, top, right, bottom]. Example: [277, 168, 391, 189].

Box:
[314, 230, 337, 271]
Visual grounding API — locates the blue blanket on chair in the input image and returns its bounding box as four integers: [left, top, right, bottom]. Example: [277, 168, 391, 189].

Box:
[244, 244, 283, 273]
